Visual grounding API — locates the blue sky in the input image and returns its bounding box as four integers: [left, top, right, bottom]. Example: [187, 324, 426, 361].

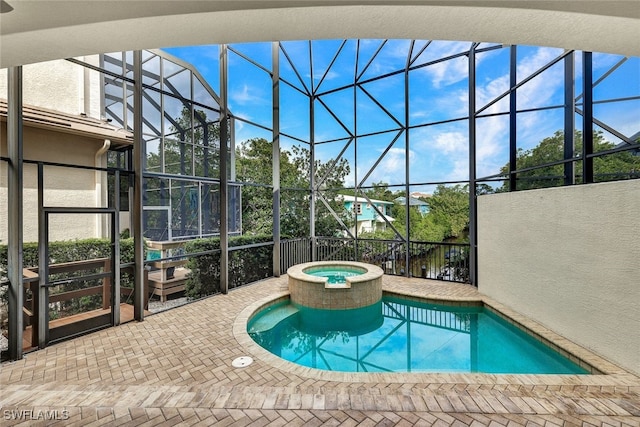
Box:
[163, 40, 639, 191]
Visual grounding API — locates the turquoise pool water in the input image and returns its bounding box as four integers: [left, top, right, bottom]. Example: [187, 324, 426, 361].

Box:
[304, 266, 365, 284]
[248, 296, 588, 374]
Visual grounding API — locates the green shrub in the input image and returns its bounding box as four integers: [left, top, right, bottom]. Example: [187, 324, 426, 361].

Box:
[184, 235, 273, 299]
[228, 235, 273, 289]
[0, 238, 134, 271]
[1, 235, 273, 304]
[0, 238, 136, 315]
[183, 237, 221, 298]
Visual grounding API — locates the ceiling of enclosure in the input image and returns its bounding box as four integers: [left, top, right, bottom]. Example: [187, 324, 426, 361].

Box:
[1, 0, 639, 68]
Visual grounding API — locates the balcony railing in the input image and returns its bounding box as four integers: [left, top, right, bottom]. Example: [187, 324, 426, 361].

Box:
[280, 237, 470, 283]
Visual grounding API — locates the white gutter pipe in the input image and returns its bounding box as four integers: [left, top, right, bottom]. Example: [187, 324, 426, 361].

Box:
[95, 139, 111, 237]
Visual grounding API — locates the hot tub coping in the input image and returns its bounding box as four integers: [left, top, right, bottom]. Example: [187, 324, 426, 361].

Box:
[287, 260, 383, 286]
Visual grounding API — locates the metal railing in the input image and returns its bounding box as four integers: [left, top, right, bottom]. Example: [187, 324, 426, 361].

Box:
[280, 237, 471, 283]
[280, 238, 312, 273]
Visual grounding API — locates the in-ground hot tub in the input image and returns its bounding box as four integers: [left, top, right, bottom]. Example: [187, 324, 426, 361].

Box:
[287, 261, 383, 310]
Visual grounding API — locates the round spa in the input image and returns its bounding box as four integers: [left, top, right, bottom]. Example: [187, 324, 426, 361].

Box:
[287, 261, 383, 310]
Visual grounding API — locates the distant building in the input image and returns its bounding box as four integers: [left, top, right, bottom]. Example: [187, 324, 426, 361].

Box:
[340, 195, 394, 235]
[410, 191, 432, 200]
[395, 196, 430, 216]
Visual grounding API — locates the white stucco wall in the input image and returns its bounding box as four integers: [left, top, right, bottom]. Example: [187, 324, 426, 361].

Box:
[0, 56, 102, 118]
[477, 180, 640, 375]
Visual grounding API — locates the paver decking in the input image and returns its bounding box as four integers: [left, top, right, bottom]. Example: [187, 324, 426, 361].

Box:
[1, 276, 639, 426]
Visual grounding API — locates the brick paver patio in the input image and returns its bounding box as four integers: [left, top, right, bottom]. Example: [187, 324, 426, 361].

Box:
[1, 275, 639, 426]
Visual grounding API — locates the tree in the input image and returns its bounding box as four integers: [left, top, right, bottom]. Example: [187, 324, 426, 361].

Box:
[427, 184, 469, 238]
[237, 138, 293, 235]
[500, 130, 640, 191]
[140, 106, 228, 239]
[293, 144, 351, 237]
[382, 204, 448, 242]
[236, 138, 351, 238]
[146, 106, 223, 177]
[363, 181, 395, 202]
[412, 213, 448, 242]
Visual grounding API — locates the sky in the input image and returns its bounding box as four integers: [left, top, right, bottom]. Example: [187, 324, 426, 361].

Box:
[162, 40, 640, 192]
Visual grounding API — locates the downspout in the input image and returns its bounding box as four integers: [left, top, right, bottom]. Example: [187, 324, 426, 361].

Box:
[95, 139, 111, 237]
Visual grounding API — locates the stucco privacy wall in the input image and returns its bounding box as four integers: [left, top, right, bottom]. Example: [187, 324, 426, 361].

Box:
[477, 180, 640, 375]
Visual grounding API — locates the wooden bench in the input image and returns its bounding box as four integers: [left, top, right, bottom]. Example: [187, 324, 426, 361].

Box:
[146, 240, 191, 302]
[147, 267, 190, 302]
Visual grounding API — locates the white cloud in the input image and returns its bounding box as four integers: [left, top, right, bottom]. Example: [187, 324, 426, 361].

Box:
[516, 47, 564, 109]
[473, 46, 564, 116]
[231, 83, 267, 106]
[475, 115, 509, 178]
[475, 74, 510, 114]
[410, 110, 429, 120]
[417, 41, 473, 88]
[425, 55, 469, 88]
[432, 131, 467, 154]
[448, 158, 470, 181]
[466, 46, 568, 174]
[418, 129, 470, 181]
[592, 52, 626, 71]
[359, 147, 416, 185]
[313, 69, 340, 82]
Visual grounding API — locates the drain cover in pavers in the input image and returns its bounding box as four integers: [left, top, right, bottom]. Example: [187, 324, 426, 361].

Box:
[232, 356, 253, 368]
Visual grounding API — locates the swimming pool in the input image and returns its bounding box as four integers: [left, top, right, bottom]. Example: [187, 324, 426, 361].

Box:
[248, 295, 588, 374]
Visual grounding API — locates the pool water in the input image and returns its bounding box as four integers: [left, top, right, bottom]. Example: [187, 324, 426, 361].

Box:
[305, 267, 363, 284]
[248, 296, 588, 374]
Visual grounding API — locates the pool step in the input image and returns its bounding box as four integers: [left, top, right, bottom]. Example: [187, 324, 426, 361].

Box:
[249, 305, 299, 333]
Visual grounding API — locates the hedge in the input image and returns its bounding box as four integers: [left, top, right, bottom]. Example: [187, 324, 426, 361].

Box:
[0, 235, 274, 302]
[184, 235, 274, 299]
[0, 238, 135, 274]
[0, 238, 136, 318]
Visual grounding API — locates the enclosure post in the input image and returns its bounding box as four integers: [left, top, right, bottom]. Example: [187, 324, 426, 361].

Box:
[582, 51, 594, 184]
[310, 100, 316, 261]
[113, 170, 121, 325]
[39, 196, 49, 346]
[468, 44, 479, 287]
[132, 50, 146, 320]
[272, 41, 281, 277]
[7, 66, 24, 360]
[564, 52, 576, 186]
[404, 49, 411, 277]
[509, 45, 517, 192]
[102, 258, 111, 310]
[219, 44, 229, 293]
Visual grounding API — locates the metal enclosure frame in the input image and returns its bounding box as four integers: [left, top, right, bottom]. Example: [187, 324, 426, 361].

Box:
[2, 39, 639, 361]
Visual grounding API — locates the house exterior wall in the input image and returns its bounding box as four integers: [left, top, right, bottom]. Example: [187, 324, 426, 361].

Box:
[477, 180, 640, 375]
[0, 123, 107, 243]
[343, 199, 394, 234]
[0, 58, 102, 119]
